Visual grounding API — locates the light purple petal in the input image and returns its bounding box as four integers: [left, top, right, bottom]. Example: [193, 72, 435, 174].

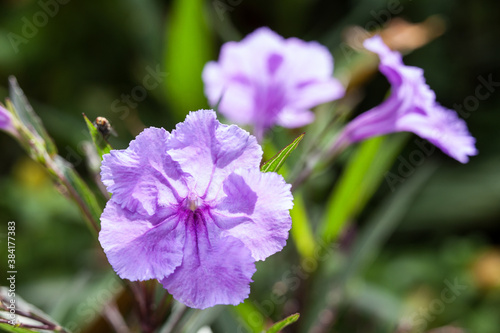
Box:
[363, 35, 404, 86]
[219, 27, 285, 79]
[101, 127, 188, 216]
[202, 61, 225, 107]
[397, 105, 478, 163]
[202, 62, 256, 125]
[276, 107, 315, 128]
[337, 35, 477, 163]
[167, 110, 262, 197]
[202, 27, 344, 137]
[364, 35, 436, 109]
[213, 168, 293, 261]
[337, 96, 401, 143]
[0, 105, 16, 136]
[99, 201, 185, 281]
[161, 212, 256, 309]
[290, 79, 345, 110]
[218, 83, 256, 125]
[282, 38, 334, 83]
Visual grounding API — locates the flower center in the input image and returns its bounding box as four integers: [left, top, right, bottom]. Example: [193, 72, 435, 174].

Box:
[186, 193, 201, 212]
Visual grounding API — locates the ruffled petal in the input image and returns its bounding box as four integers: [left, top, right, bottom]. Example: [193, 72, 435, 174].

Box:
[363, 35, 404, 85]
[101, 127, 187, 216]
[208, 172, 257, 230]
[213, 168, 293, 261]
[167, 110, 262, 197]
[290, 79, 345, 110]
[396, 105, 478, 163]
[283, 38, 334, 82]
[363, 35, 436, 109]
[220, 27, 285, 79]
[99, 201, 185, 281]
[161, 212, 256, 309]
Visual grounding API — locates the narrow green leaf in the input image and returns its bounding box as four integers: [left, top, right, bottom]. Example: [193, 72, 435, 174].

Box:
[83, 114, 112, 160]
[164, 0, 213, 120]
[265, 313, 300, 333]
[319, 133, 409, 243]
[0, 287, 67, 333]
[0, 323, 38, 333]
[233, 301, 265, 333]
[53, 156, 102, 234]
[357, 133, 409, 209]
[290, 191, 316, 259]
[261, 133, 305, 173]
[340, 162, 438, 282]
[8, 76, 57, 156]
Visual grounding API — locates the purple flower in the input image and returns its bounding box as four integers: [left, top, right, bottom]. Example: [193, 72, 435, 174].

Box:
[0, 104, 16, 137]
[202, 27, 344, 139]
[99, 110, 293, 309]
[337, 35, 477, 163]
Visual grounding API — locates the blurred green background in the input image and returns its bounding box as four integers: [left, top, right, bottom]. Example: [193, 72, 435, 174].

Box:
[1, 0, 499, 332]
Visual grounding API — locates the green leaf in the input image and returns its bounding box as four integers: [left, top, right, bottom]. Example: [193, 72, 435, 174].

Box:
[233, 301, 265, 333]
[8, 76, 57, 156]
[261, 133, 305, 173]
[164, 0, 213, 120]
[290, 191, 316, 259]
[265, 313, 300, 333]
[83, 114, 112, 160]
[319, 133, 409, 243]
[0, 323, 39, 333]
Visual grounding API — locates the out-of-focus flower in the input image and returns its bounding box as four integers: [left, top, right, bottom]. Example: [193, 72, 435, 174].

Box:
[0, 104, 17, 137]
[99, 110, 293, 309]
[203, 27, 345, 139]
[337, 35, 477, 163]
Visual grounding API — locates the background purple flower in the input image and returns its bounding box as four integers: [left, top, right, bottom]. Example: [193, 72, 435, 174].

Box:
[0, 104, 16, 137]
[99, 110, 293, 309]
[202, 27, 345, 139]
[337, 35, 477, 163]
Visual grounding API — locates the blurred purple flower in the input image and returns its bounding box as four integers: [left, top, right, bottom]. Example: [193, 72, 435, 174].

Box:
[203, 27, 345, 139]
[337, 35, 477, 163]
[99, 110, 293, 309]
[0, 104, 16, 137]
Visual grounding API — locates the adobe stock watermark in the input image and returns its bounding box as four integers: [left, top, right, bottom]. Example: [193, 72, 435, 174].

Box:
[236, 241, 338, 333]
[385, 137, 435, 192]
[5, 221, 18, 325]
[340, 0, 405, 63]
[64, 64, 167, 168]
[212, 0, 244, 21]
[110, 65, 168, 120]
[64, 278, 122, 333]
[7, 0, 72, 54]
[405, 278, 467, 333]
[454, 74, 500, 119]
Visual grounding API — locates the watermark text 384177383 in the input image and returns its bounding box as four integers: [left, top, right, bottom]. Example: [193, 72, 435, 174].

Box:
[5, 221, 17, 325]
